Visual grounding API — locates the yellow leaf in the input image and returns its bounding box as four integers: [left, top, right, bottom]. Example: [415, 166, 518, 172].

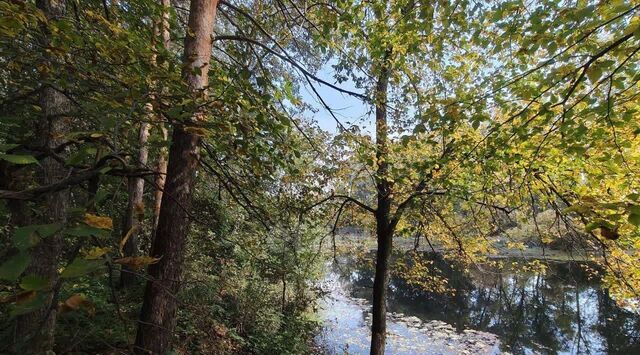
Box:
[114, 256, 161, 271]
[84, 247, 110, 260]
[59, 294, 95, 315]
[64, 294, 85, 310]
[83, 214, 113, 230]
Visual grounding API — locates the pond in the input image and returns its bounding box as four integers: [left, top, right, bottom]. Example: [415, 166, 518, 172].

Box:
[316, 253, 640, 354]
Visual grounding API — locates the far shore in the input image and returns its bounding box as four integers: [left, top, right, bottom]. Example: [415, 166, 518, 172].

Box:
[334, 233, 599, 263]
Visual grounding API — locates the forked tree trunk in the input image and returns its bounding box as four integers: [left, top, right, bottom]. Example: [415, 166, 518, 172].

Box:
[370, 49, 392, 355]
[134, 0, 218, 353]
[14, 1, 71, 351]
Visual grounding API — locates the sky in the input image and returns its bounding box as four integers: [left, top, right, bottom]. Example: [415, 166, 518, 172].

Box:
[298, 65, 374, 135]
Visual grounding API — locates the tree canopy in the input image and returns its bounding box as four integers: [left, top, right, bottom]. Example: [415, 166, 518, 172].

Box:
[0, 1, 639, 354]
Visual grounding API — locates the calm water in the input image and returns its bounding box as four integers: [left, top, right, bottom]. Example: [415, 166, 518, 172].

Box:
[317, 253, 640, 354]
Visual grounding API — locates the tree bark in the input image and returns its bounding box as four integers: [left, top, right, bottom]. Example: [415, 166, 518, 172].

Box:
[153, 124, 168, 235]
[14, 1, 71, 352]
[122, 0, 171, 285]
[152, 0, 171, 237]
[134, 1, 218, 353]
[119, 119, 150, 288]
[370, 48, 393, 355]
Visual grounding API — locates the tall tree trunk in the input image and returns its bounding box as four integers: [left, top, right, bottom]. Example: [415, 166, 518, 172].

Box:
[119, 118, 150, 288]
[152, 0, 171, 237]
[370, 48, 392, 355]
[14, 1, 71, 351]
[122, 0, 171, 285]
[135, 1, 218, 353]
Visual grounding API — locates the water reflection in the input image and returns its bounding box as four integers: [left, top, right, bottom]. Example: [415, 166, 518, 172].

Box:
[329, 253, 640, 354]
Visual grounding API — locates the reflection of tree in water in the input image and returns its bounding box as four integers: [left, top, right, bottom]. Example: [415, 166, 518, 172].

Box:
[595, 288, 640, 354]
[335, 253, 640, 354]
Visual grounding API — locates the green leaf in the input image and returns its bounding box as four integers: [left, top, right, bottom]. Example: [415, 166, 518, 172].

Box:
[19, 275, 49, 291]
[585, 221, 602, 232]
[66, 225, 110, 238]
[628, 213, 640, 227]
[586, 66, 602, 83]
[0, 154, 38, 165]
[36, 223, 63, 238]
[61, 258, 103, 278]
[66, 146, 97, 166]
[13, 226, 40, 251]
[0, 143, 19, 152]
[629, 205, 640, 215]
[10, 291, 47, 317]
[13, 224, 63, 251]
[0, 253, 31, 281]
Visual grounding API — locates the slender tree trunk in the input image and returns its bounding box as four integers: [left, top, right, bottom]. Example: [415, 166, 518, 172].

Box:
[152, 0, 171, 236]
[153, 124, 168, 234]
[122, 0, 172, 284]
[135, 1, 218, 353]
[14, 2, 71, 352]
[119, 119, 150, 288]
[370, 49, 392, 355]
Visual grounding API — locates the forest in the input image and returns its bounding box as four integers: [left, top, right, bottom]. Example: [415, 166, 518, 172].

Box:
[1, 0, 640, 354]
